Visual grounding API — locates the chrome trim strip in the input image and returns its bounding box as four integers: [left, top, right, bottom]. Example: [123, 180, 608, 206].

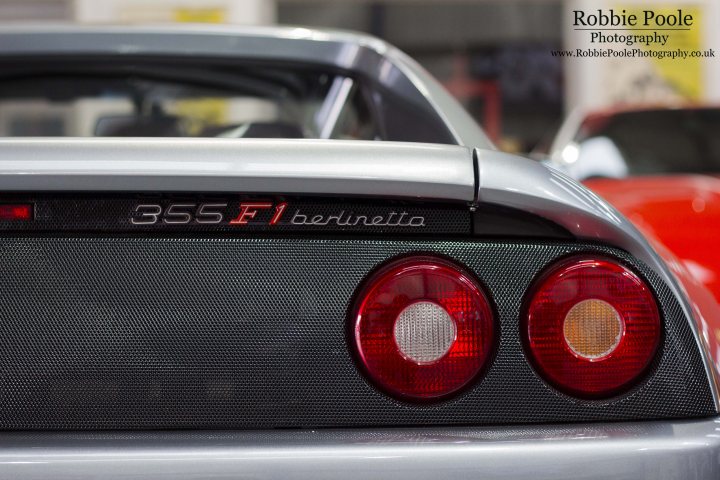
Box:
[0, 138, 475, 201]
[476, 148, 720, 409]
[1, 418, 719, 479]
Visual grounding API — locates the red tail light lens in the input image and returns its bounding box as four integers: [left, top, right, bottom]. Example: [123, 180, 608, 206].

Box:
[0, 204, 33, 221]
[352, 256, 495, 401]
[523, 256, 661, 398]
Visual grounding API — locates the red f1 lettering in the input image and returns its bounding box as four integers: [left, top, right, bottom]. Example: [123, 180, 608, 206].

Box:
[270, 202, 288, 225]
[229, 202, 273, 225]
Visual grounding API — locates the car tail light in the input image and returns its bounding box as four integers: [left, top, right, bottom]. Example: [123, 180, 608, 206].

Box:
[523, 256, 661, 398]
[0, 203, 33, 221]
[352, 256, 495, 401]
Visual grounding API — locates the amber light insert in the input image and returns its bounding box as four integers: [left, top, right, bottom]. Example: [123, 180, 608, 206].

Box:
[563, 299, 624, 360]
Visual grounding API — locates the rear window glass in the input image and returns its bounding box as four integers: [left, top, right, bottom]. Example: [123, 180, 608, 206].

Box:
[0, 60, 453, 144]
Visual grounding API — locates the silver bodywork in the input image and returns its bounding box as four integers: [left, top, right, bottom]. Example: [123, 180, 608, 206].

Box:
[0, 138, 475, 200]
[0, 25, 718, 479]
[1, 418, 719, 480]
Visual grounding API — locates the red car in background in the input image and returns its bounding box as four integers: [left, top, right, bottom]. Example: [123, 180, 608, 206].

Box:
[548, 106, 720, 366]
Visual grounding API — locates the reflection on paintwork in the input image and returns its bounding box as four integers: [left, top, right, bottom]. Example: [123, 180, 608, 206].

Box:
[0, 419, 718, 479]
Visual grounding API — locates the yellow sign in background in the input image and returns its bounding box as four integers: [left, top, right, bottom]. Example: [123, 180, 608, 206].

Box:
[623, 5, 703, 100]
[173, 7, 229, 133]
[173, 8, 226, 24]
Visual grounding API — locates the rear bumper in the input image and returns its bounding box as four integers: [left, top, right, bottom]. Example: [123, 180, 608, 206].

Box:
[2, 418, 719, 480]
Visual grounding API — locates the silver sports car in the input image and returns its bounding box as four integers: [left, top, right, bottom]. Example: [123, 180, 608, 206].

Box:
[0, 25, 718, 480]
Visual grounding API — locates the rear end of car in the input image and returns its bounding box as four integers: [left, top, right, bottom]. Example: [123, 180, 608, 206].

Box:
[0, 26, 719, 480]
[0, 139, 717, 479]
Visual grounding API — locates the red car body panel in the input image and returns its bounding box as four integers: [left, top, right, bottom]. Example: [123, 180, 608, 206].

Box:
[585, 175, 720, 369]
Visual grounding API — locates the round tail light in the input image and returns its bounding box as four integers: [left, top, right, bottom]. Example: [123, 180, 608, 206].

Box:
[523, 256, 661, 398]
[352, 256, 495, 401]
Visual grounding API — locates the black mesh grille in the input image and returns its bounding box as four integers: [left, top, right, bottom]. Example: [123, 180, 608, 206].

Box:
[0, 236, 714, 430]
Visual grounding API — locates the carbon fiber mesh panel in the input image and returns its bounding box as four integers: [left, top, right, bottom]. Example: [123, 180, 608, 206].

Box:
[0, 236, 714, 430]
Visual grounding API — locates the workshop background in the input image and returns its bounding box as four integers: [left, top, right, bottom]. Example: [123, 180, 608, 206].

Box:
[1, 0, 718, 153]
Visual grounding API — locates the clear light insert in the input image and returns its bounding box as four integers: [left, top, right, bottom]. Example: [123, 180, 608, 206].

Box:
[394, 301, 457, 364]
